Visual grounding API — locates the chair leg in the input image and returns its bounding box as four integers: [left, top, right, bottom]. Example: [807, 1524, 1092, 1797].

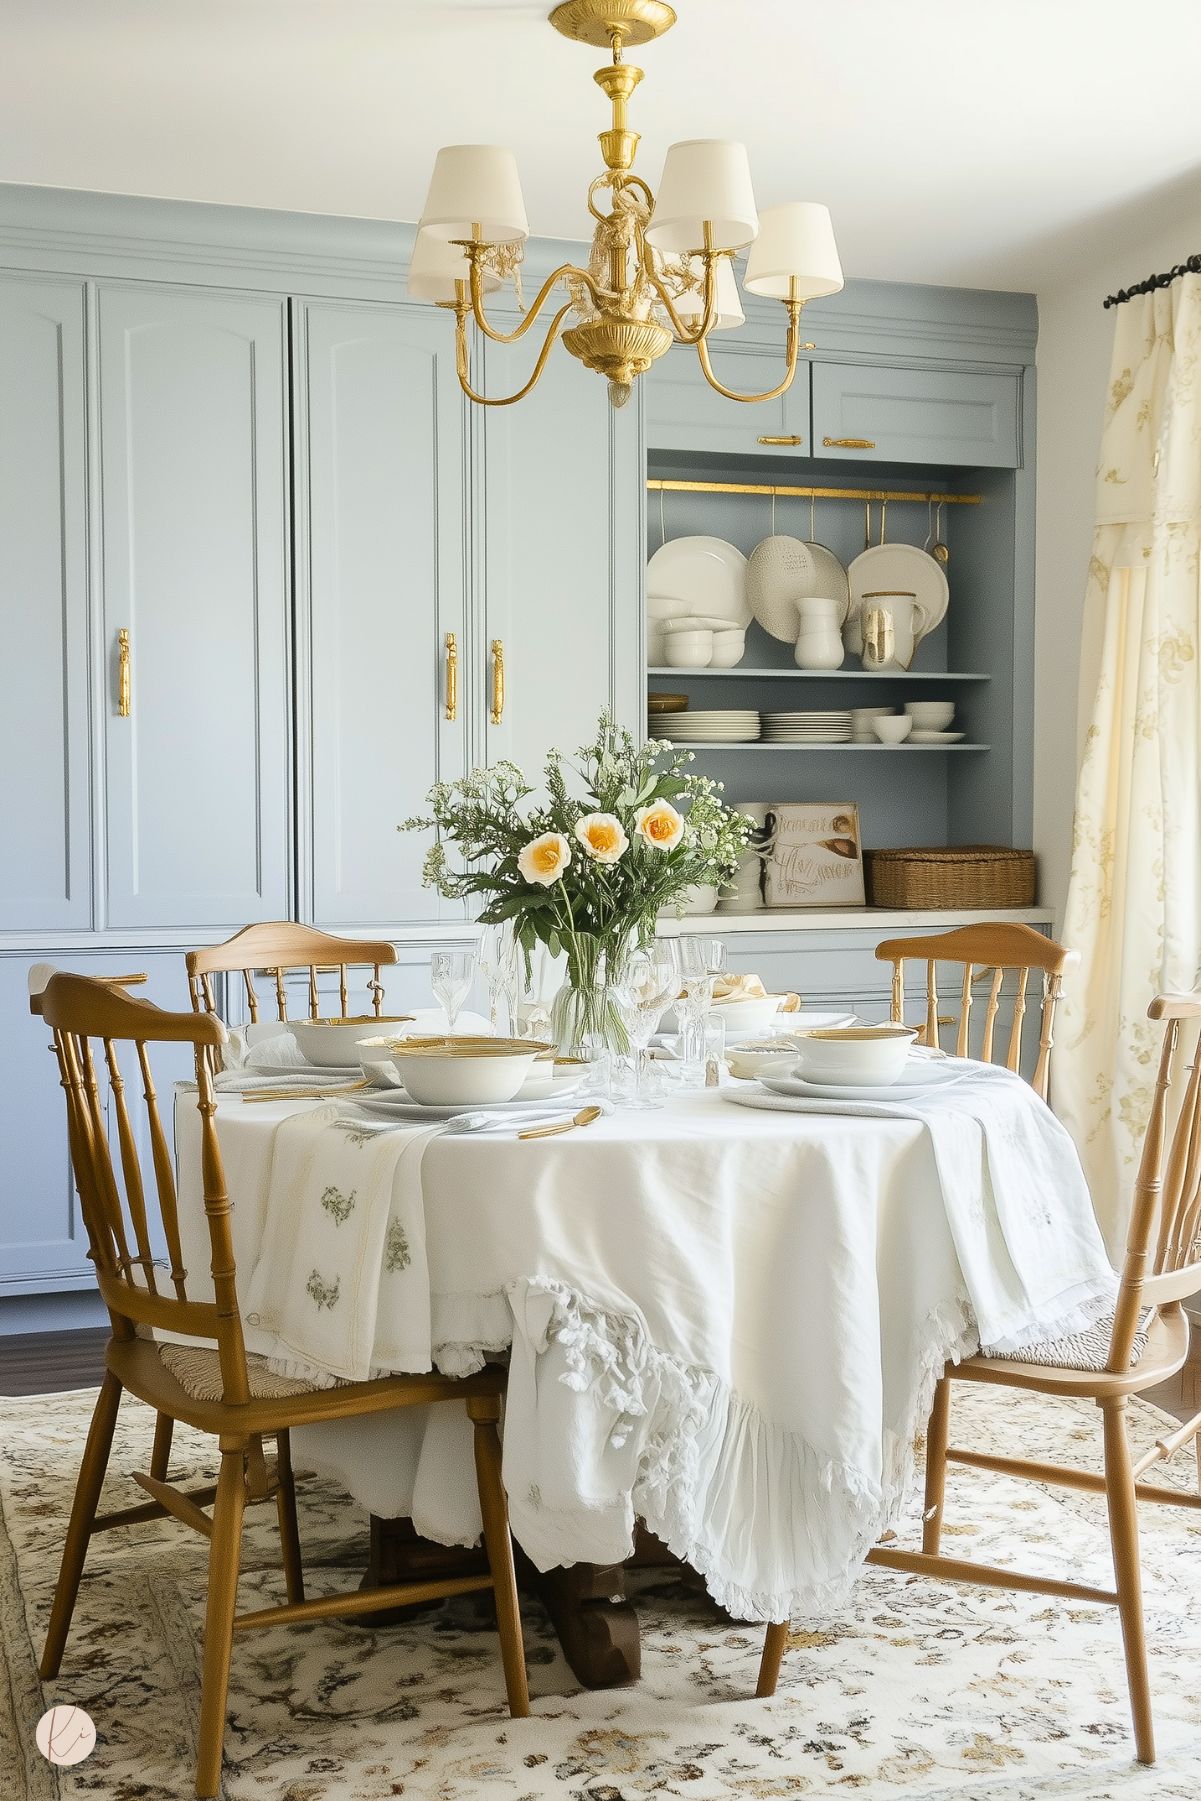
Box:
[1102, 1398, 1155, 1765]
[274, 1430, 305, 1605]
[196, 1444, 247, 1801]
[756, 1621, 789, 1697]
[40, 1370, 122, 1679]
[467, 1396, 530, 1718]
[150, 1411, 174, 1482]
[922, 1374, 952, 1556]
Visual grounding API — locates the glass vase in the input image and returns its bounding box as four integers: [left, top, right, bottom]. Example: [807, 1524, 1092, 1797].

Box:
[550, 935, 632, 1064]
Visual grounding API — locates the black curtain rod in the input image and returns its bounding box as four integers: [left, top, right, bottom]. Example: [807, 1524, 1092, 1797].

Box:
[1103, 253, 1201, 308]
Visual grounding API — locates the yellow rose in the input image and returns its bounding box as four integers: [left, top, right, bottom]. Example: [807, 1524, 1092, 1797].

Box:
[517, 831, 571, 887]
[634, 800, 685, 852]
[574, 812, 629, 864]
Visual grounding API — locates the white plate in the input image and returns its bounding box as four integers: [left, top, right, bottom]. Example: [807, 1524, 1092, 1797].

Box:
[909, 729, 965, 743]
[746, 536, 817, 642]
[351, 1087, 580, 1121]
[646, 537, 750, 628]
[804, 542, 851, 625]
[847, 543, 950, 639]
[762, 1061, 966, 1103]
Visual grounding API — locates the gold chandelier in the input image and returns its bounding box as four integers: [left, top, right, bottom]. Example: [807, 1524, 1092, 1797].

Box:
[408, 0, 843, 409]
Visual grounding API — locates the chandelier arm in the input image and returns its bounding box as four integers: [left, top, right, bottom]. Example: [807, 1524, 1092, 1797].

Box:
[641, 244, 721, 345]
[453, 295, 576, 407]
[463, 250, 604, 345]
[695, 302, 805, 403]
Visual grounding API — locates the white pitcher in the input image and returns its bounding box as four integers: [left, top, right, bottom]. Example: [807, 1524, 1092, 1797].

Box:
[793, 595, 846, 670]
[859, 590, 930, 671]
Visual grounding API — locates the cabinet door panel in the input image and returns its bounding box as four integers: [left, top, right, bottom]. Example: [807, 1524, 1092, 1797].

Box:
[482, 346, 642, 777]
[99, 286, 290, 929]
[646, 344, 809, 457]
[812, 364, 1020, 467]
[302, 304, 466, 928]
[0, 278, 91, 930]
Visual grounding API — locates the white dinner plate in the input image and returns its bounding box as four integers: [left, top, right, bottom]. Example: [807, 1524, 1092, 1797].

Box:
[646, 537, 750, 627]
[847, 542, 950, 638]
[761, 1061, 967, 1103]
[351, 1079, 582, 1122]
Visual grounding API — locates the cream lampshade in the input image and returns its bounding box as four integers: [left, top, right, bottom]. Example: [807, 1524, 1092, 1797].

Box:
[744, 202, 843, 301]
[645, 140, 758, 254]
[407, 229, 503, 303]
[418, 145, 529, 245]
[669, 254, 745, 333]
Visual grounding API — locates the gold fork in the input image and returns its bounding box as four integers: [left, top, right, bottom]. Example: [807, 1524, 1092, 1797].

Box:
[517, 1105, 604, 1141]
[242, 1079, 371, 1104]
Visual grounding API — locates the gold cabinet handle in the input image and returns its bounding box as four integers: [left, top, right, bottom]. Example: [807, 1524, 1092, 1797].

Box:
[444, 631, 458, 722]
[757, 434, 803, 446]
[490, 638, 505, 726]
[117, 628, 131, 717]
[823, 436, 876, 450]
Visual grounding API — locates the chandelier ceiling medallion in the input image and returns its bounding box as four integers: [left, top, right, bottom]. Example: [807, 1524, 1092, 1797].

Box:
[409, 0, 843, 409]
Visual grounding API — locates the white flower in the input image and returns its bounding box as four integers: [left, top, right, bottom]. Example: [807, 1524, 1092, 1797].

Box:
[517, 832, 571, 887]
[634, 800, 685, 852]
[574, 812, 629, 864]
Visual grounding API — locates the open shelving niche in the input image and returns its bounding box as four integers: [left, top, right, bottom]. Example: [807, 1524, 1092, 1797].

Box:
[644, 449, 1033, 882]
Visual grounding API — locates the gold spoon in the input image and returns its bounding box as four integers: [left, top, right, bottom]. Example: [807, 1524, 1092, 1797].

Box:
[930, 499, 950, 565]
[517, 1105, 604, 1141]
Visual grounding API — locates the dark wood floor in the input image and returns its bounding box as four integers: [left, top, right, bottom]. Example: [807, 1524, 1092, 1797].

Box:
[2, 1324, 1199, 1419]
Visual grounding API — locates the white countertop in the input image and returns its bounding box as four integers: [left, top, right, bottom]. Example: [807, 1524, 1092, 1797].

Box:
[658, 906, 1055, 935]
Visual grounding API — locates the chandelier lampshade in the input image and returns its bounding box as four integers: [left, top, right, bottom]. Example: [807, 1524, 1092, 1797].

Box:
[744, 202, 844, 301]
[645, 140, 759, 253]
[410, 0, 840, 409]
[418, 145, 529, 245]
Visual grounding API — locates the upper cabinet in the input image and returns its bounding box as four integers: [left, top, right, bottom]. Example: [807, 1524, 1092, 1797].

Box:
[811, 364, 1021, 467]
[646, 342, 811, 458]
[98, 285, 291, 930]
[297, 301, 468, 930]
[0, 277, 91, 931]
[481, 342, 642, 775]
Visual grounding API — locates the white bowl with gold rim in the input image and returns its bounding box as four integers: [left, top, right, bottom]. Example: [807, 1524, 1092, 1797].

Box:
[791, 1023, 917, 1087]
[289, 1016, 415, 1069]
[388, 1035, 552, 1106]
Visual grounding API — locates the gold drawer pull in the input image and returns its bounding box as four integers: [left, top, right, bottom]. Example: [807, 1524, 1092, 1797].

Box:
[117, 628, 131, 717]
[444, 631, 458, 722]
[490, 638, 505, 726]
[757, 434, 803, 446]
[823, 436, 876, 450]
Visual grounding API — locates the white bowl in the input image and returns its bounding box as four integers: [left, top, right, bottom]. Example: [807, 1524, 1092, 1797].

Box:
[709, 629, 746, 668]
[289, 1015, 414, 1068]
[388, 1035, 550, 1106]
[792, 1024, 917, 1086]
[872, 715, 913, 744]
[905, 701, 955, 730]
[647, 622, 667, 665]
[665, 631, 714, 668]
[712, 995, 786, 1036]
[726, 1043, 805, 1080]
[680, 883, 720, 915]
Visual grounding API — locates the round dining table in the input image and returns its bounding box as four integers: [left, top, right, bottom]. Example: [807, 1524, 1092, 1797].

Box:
[172, 1065, 1112, 1686]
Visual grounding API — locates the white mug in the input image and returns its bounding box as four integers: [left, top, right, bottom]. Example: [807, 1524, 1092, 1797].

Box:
[793, 595, 845, 670]
[859, 591, 930, 671]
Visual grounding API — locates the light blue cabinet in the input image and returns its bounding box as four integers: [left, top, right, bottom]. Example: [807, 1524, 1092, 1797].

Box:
[0, 277, 91, 931]
[98, 285, 291, 929]
[645, 341, 811, 457]
[297, 301, 468, 929]
[811, 363, 1021, 467]
[481, 343, 643, 773]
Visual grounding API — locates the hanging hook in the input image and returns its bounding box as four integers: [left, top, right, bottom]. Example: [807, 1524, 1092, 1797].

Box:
[659, 487, 666, 549]
[771, 490, 777, 536]
[864, 498, 872, 551]
[809, 493, 816, 542]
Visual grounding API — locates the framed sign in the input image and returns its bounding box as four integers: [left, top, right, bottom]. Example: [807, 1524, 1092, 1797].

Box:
[762, 803, 866, 908]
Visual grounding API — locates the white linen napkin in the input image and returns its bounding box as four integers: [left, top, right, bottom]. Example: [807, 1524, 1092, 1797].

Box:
[725, 1060, 1118, 1356]
[240, 1104, 442, 1384]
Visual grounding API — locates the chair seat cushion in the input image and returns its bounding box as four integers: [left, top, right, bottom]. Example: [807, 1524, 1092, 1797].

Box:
[994, 1309, 1148, 1374]
[158, 1342, 342, 1401]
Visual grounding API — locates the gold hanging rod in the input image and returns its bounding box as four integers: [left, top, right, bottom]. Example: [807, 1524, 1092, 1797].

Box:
[647, 478, 982, 505]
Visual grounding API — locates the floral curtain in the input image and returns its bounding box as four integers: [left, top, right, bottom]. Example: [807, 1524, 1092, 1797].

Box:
[1057, 276, 1201, 1259]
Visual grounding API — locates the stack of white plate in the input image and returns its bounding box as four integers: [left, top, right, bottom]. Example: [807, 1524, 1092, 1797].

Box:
[648, 709, 761, 744]
[760, 709, 852, 744]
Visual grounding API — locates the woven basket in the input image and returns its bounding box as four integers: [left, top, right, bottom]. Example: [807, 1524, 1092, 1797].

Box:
[866, 845, 1036, 910]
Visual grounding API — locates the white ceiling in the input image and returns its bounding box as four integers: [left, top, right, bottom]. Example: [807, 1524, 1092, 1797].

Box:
[5, 0, 1201, 292]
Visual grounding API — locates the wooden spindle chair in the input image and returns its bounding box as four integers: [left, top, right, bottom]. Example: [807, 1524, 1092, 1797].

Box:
[758, 990, 1201, 1765]
[875, 921, 1073, 1098]
[36, 973, 528, 1800]
[186, 920, 400, 1026]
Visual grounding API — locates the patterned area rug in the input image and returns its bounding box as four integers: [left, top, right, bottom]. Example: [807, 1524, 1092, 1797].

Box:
[3, 1383, 1201, 1800]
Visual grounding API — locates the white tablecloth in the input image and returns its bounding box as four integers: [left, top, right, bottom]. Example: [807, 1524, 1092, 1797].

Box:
[173, 1076, 1111, 1622]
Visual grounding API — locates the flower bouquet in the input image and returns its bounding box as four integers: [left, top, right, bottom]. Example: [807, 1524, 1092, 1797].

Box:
[401, 712, 752, 1054]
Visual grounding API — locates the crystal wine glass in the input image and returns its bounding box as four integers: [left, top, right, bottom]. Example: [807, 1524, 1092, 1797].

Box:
[612, 941, 681, 1110]
[677, 936, 727, 1083]
[430, 949, 475, 1040]
[477, 924, 520, 1035]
